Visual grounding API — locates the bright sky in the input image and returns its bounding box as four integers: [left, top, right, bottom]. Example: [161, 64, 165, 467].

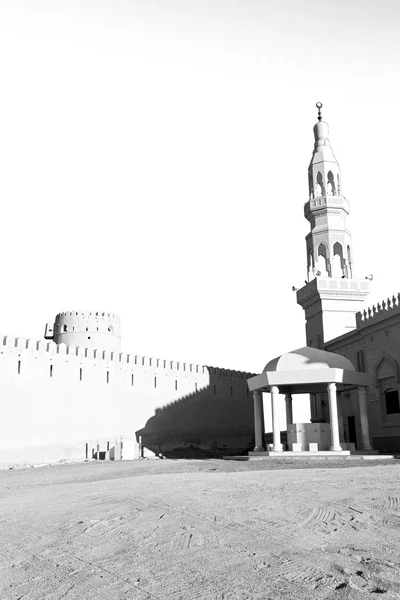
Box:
[0, 0, 399, 378]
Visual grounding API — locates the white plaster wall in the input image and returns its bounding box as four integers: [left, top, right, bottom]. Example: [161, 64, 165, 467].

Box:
[0, 336, 209, 462]
[51, 311, 121, 352]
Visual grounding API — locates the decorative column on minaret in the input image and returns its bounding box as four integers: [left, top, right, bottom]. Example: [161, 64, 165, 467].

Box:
[297, 103, 370, 349]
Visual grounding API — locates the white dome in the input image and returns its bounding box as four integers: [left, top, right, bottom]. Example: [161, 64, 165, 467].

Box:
[263, 346, 355, 373]
[313, 120, 329, 141]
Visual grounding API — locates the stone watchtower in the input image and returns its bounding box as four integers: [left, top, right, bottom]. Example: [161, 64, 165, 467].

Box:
[44, 311, 121, 352]
[296, 103, 370, 349]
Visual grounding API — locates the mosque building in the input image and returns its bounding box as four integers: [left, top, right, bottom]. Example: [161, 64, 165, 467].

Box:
[295, 103, 400, 454]
[1, 104, 400, 463]
[139, 103, 400, 456]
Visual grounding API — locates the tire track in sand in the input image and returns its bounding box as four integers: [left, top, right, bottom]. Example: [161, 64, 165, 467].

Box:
[300, 503, 372, 535]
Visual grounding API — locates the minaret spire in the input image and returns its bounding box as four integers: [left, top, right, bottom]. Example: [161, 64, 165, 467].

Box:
[316, 101, 323, 121]
[305, 104, 351, 280]
[296, 104, 370, 348]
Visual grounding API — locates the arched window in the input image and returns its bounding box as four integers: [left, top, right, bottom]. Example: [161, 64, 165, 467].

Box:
[346, 245, 352, 277]
[63, 324, 68, 332]
[316, 172, 324, 197]
[327, 171, 336, 195]
[385, 389, 400, 414]
[332, 242, 344, 277]
[308, 173, 314, 198]
[317, 243, 329, 276]
[375, 352, 400, 382]
[356, 350, 365, 372]
[307, 247, 314, 279]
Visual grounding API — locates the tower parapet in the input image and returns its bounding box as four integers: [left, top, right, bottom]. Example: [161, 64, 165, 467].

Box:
[45, 310, 121, 352]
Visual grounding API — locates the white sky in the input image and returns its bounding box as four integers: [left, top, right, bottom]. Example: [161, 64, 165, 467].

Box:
[0, 0, 399, 376]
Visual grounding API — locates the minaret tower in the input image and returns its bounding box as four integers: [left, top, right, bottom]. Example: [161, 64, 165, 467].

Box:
[297, 103, 370, 347]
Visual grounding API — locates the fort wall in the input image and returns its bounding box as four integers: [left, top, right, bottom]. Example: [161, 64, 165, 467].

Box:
[0, 334, 253, 462]
[45, 311, 122, 352]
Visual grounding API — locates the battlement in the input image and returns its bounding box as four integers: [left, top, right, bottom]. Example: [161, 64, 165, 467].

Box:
[356, 294, 400, 329]
[0, 334, 256, 381]
[55, 311, 120, 321]
[0, 334, 207, 373]
[207, 366, 256, 380]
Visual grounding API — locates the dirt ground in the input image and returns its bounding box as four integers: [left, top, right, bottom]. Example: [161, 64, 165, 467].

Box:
[1, 459, 400, 599]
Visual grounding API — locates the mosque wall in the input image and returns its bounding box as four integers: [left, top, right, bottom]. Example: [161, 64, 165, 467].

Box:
[326, 297, 400, 452]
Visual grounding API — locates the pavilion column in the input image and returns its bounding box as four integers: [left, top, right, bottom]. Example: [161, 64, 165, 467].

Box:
[253, 390, 265, 452]
[358, 386, 373, 450]
[285, 393, 293, 429]
[327, 383, 342, 451]
[337, 392, 345, 443]
[271, 386, 283, 452]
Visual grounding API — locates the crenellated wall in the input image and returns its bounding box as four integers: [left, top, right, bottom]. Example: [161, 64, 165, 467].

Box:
[45, 310, 122, 352]
[0, 333, 253, 462]
[356, 294, 400, 329]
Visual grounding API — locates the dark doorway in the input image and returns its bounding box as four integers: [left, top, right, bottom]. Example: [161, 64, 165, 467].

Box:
[348, 416, 357, 447]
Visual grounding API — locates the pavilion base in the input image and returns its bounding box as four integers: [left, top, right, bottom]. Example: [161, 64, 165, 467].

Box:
[248, 450, 350, 457]
[223, 451, 395, 461]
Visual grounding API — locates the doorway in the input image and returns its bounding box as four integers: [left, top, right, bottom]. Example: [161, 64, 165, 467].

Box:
[348, 416, 357, 448]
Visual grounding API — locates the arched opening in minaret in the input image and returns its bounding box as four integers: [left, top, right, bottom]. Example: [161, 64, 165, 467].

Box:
[347, 245, 353, 277]
[307, 247, 314, 280]
[316, 172, 324, 197]
[317, 243, 329, 277]
[327, 171, 336, 196]
[308, 173, 314, 198]
[332, 242, 344, 277]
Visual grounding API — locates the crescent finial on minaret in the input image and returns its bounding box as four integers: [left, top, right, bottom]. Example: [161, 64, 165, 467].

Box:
[316, 102, 323, 122]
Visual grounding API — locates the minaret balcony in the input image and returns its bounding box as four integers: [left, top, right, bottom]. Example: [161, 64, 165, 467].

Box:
[304, 196, 350, 219]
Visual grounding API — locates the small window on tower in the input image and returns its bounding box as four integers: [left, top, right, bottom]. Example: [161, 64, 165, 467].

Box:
[63, 325, 68, 332]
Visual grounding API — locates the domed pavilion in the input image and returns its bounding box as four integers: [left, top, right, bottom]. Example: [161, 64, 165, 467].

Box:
[247, 346, 372, 455]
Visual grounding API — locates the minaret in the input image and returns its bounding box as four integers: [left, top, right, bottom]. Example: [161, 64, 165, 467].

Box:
[296, 103, 370, 347]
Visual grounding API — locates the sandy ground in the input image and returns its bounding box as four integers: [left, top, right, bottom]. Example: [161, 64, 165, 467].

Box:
[1, 459, 400, 599]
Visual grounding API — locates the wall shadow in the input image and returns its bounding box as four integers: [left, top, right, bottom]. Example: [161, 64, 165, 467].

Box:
[135, 369, 256, 458]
